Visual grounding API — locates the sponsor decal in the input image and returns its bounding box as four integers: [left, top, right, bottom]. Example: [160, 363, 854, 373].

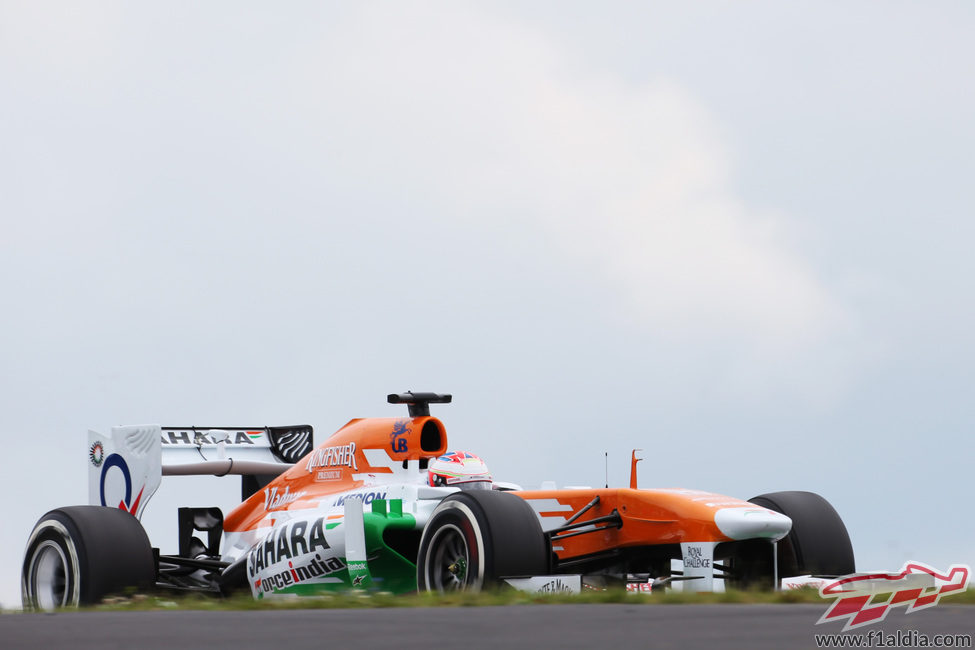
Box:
[626, 582, 653, 594]
[390, 420, 410, 453]
[305, 442, 358, 474]
[263, 485, 307, 511]
[315, 469, 343, 482]
[88, 441, 105, 467]
[332, 491, 387, 507]
[248, 517, 332, 577]
[505, 575, 581, 594]
[160, 430, 258, 445]
[253, 553, 347, 595]
[782, 576, 828, 590]
[537, 578, 576, 594]
[817, 561, 971, 631]
[99, 453, 145, 515]
[347, 560, 371, 588]
[684, 546, 711, 569]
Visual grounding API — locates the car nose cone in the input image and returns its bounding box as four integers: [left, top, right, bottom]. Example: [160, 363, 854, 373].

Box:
[715, 507, 792, 541]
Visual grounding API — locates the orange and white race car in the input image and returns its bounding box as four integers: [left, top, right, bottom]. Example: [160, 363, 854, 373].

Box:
[22, 392, 855, 608]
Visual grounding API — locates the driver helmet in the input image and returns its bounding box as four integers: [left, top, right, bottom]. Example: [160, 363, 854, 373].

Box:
[427, 451, 492, 491]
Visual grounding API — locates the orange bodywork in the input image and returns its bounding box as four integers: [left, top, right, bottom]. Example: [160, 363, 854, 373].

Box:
[513, 488, 754, 561]
[224, 413, 753, 563]
[224, 416, 447, 534]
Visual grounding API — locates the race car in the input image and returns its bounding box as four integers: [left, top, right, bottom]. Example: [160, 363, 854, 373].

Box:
[21, 392, 855, 609]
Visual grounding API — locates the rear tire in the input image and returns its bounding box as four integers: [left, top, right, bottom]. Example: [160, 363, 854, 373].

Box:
[22, 506, 155, 609]
[417, 490, 549, 592]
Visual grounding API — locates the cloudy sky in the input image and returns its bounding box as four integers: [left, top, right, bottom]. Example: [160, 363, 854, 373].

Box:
[2, 2, 973, 607]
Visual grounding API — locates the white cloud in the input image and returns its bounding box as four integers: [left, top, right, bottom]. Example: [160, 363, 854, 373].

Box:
[2, 1, 843, 357]
[268, 2, 846, 353]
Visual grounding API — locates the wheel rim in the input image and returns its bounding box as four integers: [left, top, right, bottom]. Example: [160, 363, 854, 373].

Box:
[30, 541, 69, 610]
[426, 524, 470, 591]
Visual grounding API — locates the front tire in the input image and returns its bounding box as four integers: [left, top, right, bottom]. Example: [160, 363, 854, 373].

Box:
[417, 491, 549, 592]
[749, 490, 855, 578]
[730, 491, 854, 589]
[22, 506, 155, 609]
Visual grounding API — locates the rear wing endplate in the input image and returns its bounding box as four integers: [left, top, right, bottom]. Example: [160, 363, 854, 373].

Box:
[88, 424, 313, 520]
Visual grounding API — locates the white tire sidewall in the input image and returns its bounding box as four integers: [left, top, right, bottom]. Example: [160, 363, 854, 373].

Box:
[420, 500, 486, 590]
[23, 519, 82, 609]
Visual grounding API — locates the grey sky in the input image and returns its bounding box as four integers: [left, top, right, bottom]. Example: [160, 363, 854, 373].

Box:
[2, 2, 973, 607]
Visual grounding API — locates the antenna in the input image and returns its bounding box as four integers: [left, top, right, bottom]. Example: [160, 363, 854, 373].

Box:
[604, 452, 608, 489]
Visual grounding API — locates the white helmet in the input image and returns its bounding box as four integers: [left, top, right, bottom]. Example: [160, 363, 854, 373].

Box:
[427, 451, 492, 491]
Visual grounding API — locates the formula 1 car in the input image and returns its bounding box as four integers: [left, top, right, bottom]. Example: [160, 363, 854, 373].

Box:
[22, 392, 855, 609]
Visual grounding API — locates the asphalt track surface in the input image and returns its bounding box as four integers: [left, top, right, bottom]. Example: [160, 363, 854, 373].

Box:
[4, 604, 974, 649]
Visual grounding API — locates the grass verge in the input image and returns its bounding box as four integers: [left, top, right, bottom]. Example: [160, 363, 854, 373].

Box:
[71, 586, 975, 611]
[6, 586, 974, 613]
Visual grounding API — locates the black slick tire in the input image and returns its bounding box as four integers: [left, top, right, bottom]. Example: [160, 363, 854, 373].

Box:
[417, 490, 549, 592]
[22, 506, 156, 609]
[748, 490, 855, 579]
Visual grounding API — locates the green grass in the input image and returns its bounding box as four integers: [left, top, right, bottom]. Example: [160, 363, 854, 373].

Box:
[70, 586, 975, 611]
[7, 585, 974, 613]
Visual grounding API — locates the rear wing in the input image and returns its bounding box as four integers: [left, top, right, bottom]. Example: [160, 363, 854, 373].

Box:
[88, 424, 313, 520]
